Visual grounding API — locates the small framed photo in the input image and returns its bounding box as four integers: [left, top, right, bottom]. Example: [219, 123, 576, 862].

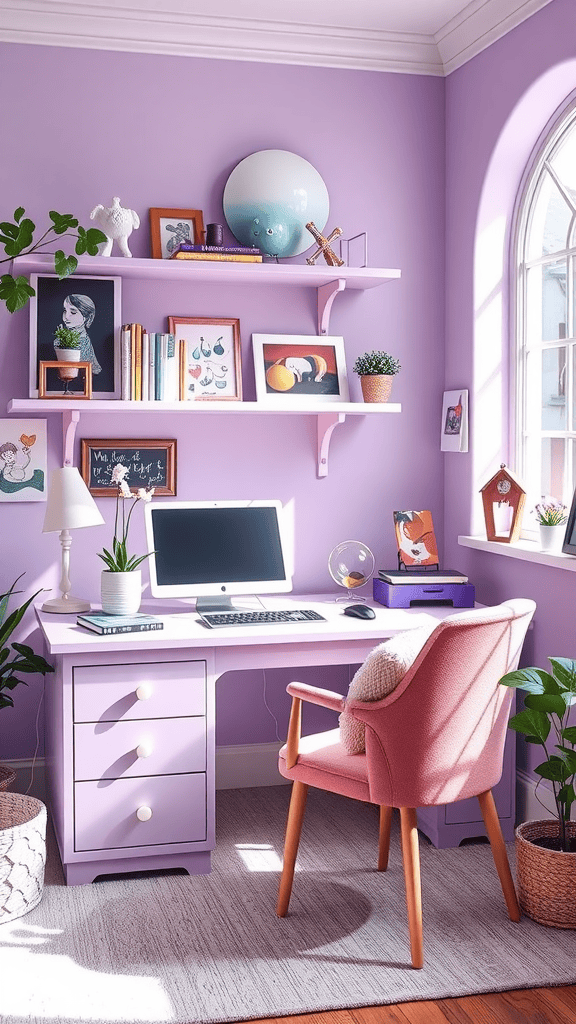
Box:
[29, 274, 121, 399]
[168, 316, 242, 401]
[252, 334, 349, 405]
[81, 438, 177, 497]
[441, 389, 468, 452]
[393, 510, 439, 568]
[150, 208, 205, 259]
[0, 418, 47, 502]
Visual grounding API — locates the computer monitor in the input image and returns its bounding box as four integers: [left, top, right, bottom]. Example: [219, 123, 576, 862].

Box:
[144, 499, 292, 612]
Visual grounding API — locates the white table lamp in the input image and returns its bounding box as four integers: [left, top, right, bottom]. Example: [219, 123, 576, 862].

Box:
[42, 466, 104, 613]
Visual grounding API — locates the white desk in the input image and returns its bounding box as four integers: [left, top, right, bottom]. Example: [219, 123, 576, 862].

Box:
[36, 595, 500, 884]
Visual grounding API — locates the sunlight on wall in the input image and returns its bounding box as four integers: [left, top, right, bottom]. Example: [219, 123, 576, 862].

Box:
[0, 922, 172, 1022]
[235, 842, 284, 871]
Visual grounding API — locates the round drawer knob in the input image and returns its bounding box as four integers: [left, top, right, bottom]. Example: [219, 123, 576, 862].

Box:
[135, 684, 153, 701]
[136, 742, 153, 759]
[136, 805, 153, 822]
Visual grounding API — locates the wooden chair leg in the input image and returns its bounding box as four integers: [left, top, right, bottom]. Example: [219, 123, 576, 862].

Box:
[399, 807, 424, 969]
[277, 781, 308, 917]
[378, 805, 393, 871]
[478, 789, 520, 922]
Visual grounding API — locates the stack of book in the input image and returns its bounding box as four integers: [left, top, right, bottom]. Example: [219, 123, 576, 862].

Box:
[170, 243, 263, 263]
[76, 612, 164, 635]
[121, 325, 179, 402]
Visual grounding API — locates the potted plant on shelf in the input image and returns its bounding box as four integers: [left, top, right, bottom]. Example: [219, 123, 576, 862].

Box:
[352, 350, 401, 403]
[532, 497, 568, 553]
[53, 324, 82, 392]
[98, 464, 155, 616]
[0, 207, 106, 313]
[499, 656, 576, 927]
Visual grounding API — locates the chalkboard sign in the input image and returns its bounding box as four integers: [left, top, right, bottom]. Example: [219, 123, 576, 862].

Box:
[81, 438, 176, 497]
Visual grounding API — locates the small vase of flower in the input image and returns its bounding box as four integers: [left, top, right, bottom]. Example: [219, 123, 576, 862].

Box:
[98, 465, 154, 615]
[532, 497, 568, 552]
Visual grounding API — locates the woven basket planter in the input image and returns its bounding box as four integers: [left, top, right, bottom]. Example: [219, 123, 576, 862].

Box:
[360, 374, 394, 403]
[0, 792, 47, 923]
[0, 764, 16, 791]
[516, 819, 576, 928]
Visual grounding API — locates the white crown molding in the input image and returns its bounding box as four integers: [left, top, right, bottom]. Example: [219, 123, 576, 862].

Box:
[0, 0, 556, 77]
[437, 0, 554, 76]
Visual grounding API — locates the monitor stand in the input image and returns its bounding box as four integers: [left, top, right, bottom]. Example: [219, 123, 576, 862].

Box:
[195, 596, 236, 614]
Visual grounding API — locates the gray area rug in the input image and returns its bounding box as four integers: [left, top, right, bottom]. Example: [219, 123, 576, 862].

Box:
[1, 785, 576, 1024]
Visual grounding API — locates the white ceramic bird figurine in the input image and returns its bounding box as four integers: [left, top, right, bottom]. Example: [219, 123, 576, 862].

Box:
[90, 197, 140, 257]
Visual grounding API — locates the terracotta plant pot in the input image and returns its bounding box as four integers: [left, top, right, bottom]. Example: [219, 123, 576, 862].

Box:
[360, 374, 393, 403]
[515, 819, 576, 928]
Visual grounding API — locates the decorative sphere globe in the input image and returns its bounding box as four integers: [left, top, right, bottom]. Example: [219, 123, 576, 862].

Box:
[328, 541, 375, 599]
[223, 149, 329, 258]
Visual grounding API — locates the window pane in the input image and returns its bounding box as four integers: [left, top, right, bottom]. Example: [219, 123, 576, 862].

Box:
[526, 172, 572, 260]
[549, 122, 576, 193]
[541, 436, 565, 499]
[541, 346, 567, 429]
[527, 260, 567, 344]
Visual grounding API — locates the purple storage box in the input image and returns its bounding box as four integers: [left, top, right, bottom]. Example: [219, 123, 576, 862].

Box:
[373, 577, 475, 609]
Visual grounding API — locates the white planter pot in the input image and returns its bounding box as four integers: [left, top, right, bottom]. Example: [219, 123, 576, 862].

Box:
[55, 346, 81, 379]
[101, 569, 142, 616]
[538, 524, 565, 552]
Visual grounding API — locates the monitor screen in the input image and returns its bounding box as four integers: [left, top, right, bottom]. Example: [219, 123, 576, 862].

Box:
[145, 500, 292, 605]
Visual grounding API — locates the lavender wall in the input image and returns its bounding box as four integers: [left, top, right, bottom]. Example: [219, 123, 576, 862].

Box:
[444, 0, 576, 778]
[0, 44, 445, 758]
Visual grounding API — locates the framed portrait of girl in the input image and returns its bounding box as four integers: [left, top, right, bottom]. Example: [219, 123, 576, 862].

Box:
[29, 274, 122, 398]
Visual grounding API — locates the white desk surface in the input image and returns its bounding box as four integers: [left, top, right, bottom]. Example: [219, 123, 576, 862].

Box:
[35, 593, 467, 657]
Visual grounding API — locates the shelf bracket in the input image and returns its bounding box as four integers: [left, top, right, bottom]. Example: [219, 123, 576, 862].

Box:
[62, 409, 80, 467]
[317, 279, 346, 335]
[317, 412, 346, 478]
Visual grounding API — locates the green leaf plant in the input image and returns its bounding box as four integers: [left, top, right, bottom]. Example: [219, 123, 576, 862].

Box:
[0, 207, 107, 313]
[499, 658, 576, 851]
[97, 464, 155, 573]
[0, 575, 54, 712]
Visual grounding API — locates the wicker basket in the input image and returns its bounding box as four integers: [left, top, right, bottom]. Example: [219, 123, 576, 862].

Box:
[0, 792, 47, 923]
[0, 764, 16, 791]
[515, 819, 576, 928]
[360, 374, 393, 403]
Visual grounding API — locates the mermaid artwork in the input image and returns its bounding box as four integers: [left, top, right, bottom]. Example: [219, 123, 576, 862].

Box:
[54, 295, 102, 375]
[0, 437, 44, 495]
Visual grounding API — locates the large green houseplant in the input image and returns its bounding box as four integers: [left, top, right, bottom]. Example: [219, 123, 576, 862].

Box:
[499, 657, 576, 926]
[0, 575, 54, 713]
[0, 207, 106, 313]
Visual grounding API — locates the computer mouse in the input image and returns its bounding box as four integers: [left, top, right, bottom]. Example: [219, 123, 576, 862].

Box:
[343, 604, 376, 619]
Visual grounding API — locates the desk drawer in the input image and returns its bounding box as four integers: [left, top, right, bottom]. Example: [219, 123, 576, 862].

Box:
[74, 716, 206, 781]
[73, 660, 206, 722]
[74, 772, 207, 850]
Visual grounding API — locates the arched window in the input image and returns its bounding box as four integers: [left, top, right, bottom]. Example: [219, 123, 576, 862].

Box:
[516, 100, 576, 531]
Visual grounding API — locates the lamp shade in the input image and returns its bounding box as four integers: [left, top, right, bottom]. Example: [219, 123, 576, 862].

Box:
[42, 467, 104, 533]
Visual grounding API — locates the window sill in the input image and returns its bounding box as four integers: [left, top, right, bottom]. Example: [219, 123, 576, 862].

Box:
[458, 535, 576, 572]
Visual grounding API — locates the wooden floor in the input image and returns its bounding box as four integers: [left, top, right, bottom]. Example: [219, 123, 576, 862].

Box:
[250, 986, 576, 1023]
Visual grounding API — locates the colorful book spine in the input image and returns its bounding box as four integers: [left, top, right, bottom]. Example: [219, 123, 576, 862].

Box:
[155, 333, 162, 401]
[165, 334, 178, 402]
[171, 252, 262, 263]
[121, 324, 131, 401]
[129, 323, 137, 400]
[173, 243, 262, 255]
[148, 333, 156, 401]
[134, 324, 142, 401]
[141, 331, 149, 402]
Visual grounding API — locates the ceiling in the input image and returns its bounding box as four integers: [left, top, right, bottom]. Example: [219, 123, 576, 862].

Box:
[0, 0, 553, 76]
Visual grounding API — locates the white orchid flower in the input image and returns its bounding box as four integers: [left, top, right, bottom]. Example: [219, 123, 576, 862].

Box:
[137, 486, 155, 503]
[119, 479, 132, 498]
[111, 463, 129, 483]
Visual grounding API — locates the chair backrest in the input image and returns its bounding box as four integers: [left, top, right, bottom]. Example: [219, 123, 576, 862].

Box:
[347, 599, 535, 808]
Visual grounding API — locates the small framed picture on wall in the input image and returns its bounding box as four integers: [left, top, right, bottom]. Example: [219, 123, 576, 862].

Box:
[252, 334, 349, 405]
[168, 316, 242, 401]
[149, 208, 205, 259]
[29, 274, 121, 398]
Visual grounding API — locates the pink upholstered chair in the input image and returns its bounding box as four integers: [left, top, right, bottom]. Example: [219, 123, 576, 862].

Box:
[277, 599, 536, 968]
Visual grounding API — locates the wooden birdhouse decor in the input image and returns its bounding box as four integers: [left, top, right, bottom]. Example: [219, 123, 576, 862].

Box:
[480, 464, 526, 543]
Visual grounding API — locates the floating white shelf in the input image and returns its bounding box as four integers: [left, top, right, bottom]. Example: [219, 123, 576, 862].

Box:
[8, 399, 401, 478]
[13, 254, 401, 335]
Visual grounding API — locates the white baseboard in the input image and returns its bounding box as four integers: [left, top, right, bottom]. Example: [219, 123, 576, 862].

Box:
[2, 758, 46, 801]
[216, 742, 289, 790]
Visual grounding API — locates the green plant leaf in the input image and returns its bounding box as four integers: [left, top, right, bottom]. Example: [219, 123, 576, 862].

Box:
[0, 221, 19, 239]
[84, 227, 107, 255]
[499, 667, 558, 693]
[14, 207, 24, 223]
[534, 756, 568, 782]
[561, 726, 576, 745]
[0, 274, 35, 312]
[1, 217, 35, 256]
[555, 746, 576, 773]
[549, 658, 576, 692]
[49, 211, 78, 234]
[524, 692, 567, 716]
[508, 708, 550, 742]
[54, 251, 77, 279]
[0, 694, 14, 709]
[558, 783, 575, 815]
[0, 588, 40, 650]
